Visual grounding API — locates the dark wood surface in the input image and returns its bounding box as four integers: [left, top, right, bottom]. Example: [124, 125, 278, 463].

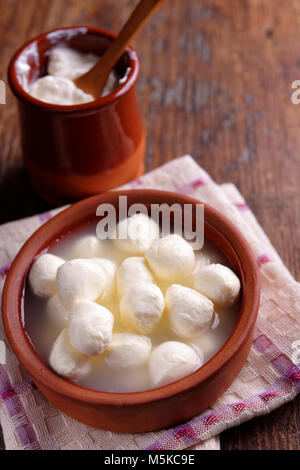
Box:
[0, 0, 299, 450]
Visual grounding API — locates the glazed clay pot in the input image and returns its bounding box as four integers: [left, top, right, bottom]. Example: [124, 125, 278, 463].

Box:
[8, 27, 145, 205]
[2, 190, 260, 433]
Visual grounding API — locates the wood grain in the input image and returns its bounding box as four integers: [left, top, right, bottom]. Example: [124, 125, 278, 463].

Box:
[0, 0, 299, 450]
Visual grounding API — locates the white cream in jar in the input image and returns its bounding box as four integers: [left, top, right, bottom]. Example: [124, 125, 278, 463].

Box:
[24, 215, 241, 393]
[21, 46, 125, 105]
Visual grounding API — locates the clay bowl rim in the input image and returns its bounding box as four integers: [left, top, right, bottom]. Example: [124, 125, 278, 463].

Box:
[2, 189, 261, 407]
[7, 25, 140, 113]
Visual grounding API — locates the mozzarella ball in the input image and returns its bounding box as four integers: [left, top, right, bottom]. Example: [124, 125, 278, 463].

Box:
[114, 213, 160, 255]
[146, 234, 195, 281]
[105, 333, 152, 370]
[194, 263, 241, 307]
[46, 294, 69, 330]
[120, 282, 164, 334]
[29, 253, 64, 298]
[166, 284, 214, 338]
[90, 258, 116, 300]
[68, 235, 103, 259]
[68, 300, 114, 356]
[56, 259, 106, 309]
[49, 329, 91, 381]
[149, 341, 202, 387]
[116, 257, 153, 297]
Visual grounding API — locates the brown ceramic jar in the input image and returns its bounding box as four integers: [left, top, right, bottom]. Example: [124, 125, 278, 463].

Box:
[8, 27, 145, 205]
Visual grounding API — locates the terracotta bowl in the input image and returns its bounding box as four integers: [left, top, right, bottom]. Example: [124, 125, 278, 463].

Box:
[8, 26, 145, 205]
[2, 190, 260, 433]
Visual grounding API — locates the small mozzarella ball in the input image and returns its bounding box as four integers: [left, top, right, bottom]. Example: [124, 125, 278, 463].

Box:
[120, 282, 164, 334]
[114, 213, 160, 255]
[194, 263, 241, 307]
[105, 333, 152, 370]
[166, 284, 214, 338]
[146, 234, 195, 281]
[49, 329, 91, 381]
[68, 235, 103, 259]
[56, 259, 106, 309]
[149, 341, 202, 387]
[116, 257, 153, 297]
[90, 258, 116, 300]
[29, 253, 64, 298]
[68, 300, 114, 356]
[46, 294, 69, 330]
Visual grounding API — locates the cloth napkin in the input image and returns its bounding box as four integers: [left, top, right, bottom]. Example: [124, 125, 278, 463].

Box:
[0, 155, 299, 450]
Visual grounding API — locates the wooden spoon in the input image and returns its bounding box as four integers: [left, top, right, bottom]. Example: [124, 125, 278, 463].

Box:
[75, 0, 166, 99]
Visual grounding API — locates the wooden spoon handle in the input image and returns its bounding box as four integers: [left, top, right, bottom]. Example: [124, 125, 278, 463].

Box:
[75, 0, 166, 97]
[101, 0, 166, 70]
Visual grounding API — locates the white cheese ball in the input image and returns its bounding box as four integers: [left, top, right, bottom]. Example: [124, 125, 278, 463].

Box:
[56, 259, 106, 309]
[105, 333, 152, 370]
[29, 253, 64, 298]
[49, 329, 91, 381]
[90, 258, 116, 300]
[149, 341, 202, 387]
[114, 213, 160, 255]
[116, 257, 153, 297]
[68, 235, 103, 259]
[68, 300, 114, 356]
[146, 234, 195, 281]
[194, 263, 241, 307]
[120, 282, 164, 334]
[46, 294, 69, 330]
[166, 284, 214, 338]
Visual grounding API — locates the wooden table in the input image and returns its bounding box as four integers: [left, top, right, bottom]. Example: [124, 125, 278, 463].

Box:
[0, 0, 299, 450]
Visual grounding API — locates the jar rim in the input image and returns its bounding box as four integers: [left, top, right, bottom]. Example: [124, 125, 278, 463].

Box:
[7, 25, 140, 113]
